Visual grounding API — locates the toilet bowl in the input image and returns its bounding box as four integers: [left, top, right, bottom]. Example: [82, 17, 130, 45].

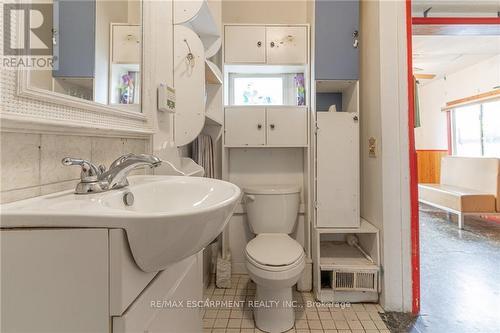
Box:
[243, 185, 305, 333]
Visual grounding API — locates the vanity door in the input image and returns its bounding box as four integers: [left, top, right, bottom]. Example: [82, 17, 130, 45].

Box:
[224, 107, 266, 146]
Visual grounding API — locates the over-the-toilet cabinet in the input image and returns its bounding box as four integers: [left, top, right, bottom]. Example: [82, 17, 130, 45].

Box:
[224, 107, 308, 147]
[224, 25, 307, 64]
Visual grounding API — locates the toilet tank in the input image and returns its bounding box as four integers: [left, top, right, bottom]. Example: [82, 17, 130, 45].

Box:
[243, 185, 300, 234]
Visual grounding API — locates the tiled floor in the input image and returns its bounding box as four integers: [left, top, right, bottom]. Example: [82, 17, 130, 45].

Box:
[202, 274, 389, 333]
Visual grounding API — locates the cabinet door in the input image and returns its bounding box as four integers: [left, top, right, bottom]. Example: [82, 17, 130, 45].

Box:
[315, 0, 359, 80]
[1, 229, 109, 333]
[112, 254, 203, 333]
[112, 25, 141, 64]
[224, 26, 266, 63]
[316, 112, 360, 227]
[225, 107, 266, 146]
[266, 26, 307, 64]
[53, 0, 95, 77]
[267, 107, 308, 146]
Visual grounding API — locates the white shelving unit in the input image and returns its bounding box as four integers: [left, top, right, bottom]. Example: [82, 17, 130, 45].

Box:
[172, 0, 222, 147]
[219, 24, 313, 290]
[315, 80, 359, 228]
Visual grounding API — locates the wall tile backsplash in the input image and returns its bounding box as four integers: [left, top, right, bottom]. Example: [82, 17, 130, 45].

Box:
[0, 132, 149, 204]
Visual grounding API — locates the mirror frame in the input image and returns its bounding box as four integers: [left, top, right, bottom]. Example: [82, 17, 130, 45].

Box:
[11, 0, 152, 136]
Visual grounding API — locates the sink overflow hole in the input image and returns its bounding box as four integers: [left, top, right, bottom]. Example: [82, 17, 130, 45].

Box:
[123, 192, 135, 206]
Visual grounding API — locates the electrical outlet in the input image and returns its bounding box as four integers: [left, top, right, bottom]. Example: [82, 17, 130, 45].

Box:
[368, 137, 377, 157]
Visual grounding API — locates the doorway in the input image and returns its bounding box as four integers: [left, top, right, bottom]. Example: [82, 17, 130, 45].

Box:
[406, 3, 500, 332]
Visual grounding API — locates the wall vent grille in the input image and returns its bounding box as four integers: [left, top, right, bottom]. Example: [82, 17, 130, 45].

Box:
[333, 270, 377, 292]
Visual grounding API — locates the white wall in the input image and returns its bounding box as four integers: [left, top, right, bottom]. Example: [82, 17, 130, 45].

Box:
[222, 0, 307, 24]
[360, 0, 412, 312]
[360, 0, 383, 230]
[415, 79, 448, 150]
[415, 54, 500, 150]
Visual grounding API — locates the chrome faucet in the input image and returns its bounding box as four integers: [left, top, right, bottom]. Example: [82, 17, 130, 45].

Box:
[62, 154, 162, 194]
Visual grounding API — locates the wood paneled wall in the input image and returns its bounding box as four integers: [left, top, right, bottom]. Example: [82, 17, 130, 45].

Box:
[417, 150, 448, 184]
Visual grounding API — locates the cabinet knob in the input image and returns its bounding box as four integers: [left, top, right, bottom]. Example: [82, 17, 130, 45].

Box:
[257, 41, 262, 47]
[270, 124, 275, 130]
[270, 41, 275, 48]
[257, 124, 262, 129]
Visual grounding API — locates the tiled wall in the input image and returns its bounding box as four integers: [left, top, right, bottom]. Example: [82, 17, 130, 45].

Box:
[0, 132, 149, 204]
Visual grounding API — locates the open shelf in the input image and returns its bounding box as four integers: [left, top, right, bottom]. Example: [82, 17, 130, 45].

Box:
[320, 242, 376, 270]
[205, 113, 222, 126]
[205, 60, 223, 85]
[316, 218, 378, 234]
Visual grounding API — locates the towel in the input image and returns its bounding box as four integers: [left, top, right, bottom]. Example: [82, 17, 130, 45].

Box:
[192, 134, 215, 178]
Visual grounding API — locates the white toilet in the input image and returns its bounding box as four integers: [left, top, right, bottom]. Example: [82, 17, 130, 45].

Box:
[243, 185, 305, 333]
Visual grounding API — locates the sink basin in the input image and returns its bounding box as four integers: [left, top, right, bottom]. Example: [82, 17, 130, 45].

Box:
[0, 175, 241, 272]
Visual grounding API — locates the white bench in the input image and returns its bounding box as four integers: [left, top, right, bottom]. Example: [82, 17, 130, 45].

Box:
[418, 156, 500, 229]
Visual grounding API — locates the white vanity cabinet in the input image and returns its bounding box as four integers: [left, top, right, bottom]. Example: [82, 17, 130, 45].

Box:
[0, 228, 204, 333]
[224, 25, 307, 64]
[224, 106, 308, 147]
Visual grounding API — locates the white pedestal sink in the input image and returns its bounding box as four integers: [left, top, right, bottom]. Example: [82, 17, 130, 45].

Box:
[0, 175, 241, 272]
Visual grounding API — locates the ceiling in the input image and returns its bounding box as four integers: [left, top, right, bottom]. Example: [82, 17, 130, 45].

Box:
[412, 35, 500, 82]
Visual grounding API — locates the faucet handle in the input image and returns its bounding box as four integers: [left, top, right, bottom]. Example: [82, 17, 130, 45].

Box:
[61, 157, 101, 182]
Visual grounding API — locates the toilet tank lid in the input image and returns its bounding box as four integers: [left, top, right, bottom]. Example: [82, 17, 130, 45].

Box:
[243, 184, 301, 195]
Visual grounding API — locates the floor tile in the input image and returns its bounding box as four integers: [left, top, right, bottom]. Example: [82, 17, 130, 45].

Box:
[308, 320, 322, 330]
[361, 320, 377, 330]
[218, 310, 231, 318]
[319, 312, 332, 320]
[202, 318, 214, 328]
[203, 274, 391, 333]
[295, 320, 308, 329]
[321, 319, 336, 329]
[240, 329, 254, 333]
[356, 311, 371, 320]
[227, 318, 242, 328]
[213, 318, 229, 328]
[204, 309, 218, 319]
[241, 318, 255, 328]
[347, 320, 363, 330]
[334, 320, 349, 329]
[306, 312, 319, 320]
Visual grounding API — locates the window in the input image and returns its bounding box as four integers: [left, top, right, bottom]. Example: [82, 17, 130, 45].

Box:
[229, 73, 305, 106]
[452, 100, 500, 157]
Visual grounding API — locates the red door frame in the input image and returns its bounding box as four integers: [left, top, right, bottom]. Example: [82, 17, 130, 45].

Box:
[405, 2, 500, 314]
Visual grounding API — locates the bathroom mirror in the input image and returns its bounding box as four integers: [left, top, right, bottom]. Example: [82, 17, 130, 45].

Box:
[26, 0, 143, 113]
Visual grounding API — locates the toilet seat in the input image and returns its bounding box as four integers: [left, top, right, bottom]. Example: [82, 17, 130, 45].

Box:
[245, 234, 304, 272]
